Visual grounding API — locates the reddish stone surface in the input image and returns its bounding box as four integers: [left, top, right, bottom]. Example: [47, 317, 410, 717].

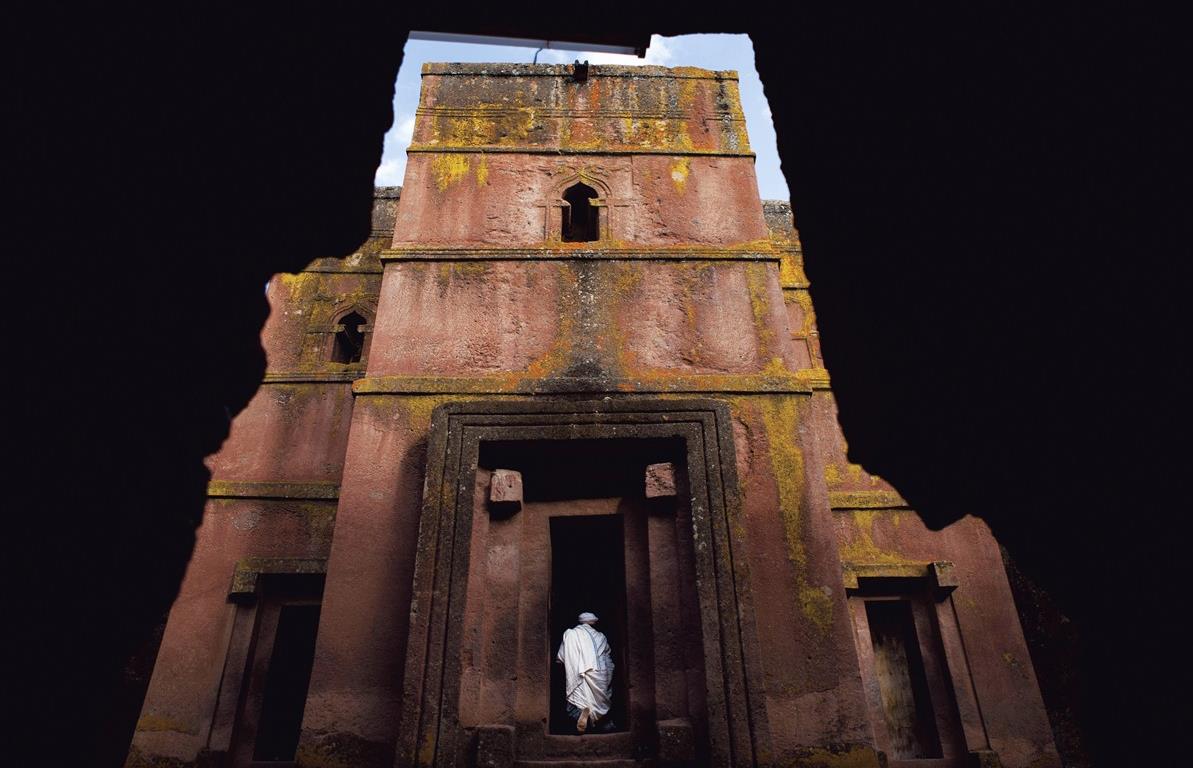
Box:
[129, 67, 1059, 768]
[644, 462, 676, 498]
[489, 469, 523, 503]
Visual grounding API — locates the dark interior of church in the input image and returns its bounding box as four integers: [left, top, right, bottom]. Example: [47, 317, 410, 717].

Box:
[10, 4, 1190, 766]
[247, 574, 325, 763]
[549, 515, 629, 735]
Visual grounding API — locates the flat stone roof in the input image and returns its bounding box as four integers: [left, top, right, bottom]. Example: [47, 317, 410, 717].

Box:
[421, 62, 738, 80]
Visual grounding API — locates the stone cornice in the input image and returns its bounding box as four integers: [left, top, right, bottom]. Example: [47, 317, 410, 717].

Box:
[422, 63, 739, 81]
[801, 369, 832, 390]
[405, 145, 754, 157]
[262, 371, 363, 384]
[417, 107, 743, 120]
[206, 480, 340, 500]
[380, 244, 797, 263]
[841, 561, 958, 595]
[352, 373, 816, 396]
[828, 489, 910, 510]
[230, 556, 328, 598]
[300, 261, 384, 275]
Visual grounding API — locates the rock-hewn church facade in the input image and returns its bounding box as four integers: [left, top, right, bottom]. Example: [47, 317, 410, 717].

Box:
[128, 64, 1058, 768]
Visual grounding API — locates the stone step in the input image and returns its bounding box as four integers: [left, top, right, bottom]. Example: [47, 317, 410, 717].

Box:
[515, 760, 640, 768]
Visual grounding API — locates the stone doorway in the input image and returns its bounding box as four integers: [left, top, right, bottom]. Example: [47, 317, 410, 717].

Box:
[396, 400, 763, 768]
[470, 436, 691, 763]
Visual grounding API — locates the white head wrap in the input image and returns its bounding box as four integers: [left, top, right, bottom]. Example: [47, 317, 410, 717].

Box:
[578, 611, 599, 624]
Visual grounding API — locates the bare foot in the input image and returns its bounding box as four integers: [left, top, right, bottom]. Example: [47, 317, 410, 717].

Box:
[577, 708, 590, 733]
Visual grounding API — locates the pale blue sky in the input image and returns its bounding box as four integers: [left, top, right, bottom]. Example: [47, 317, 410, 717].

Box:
[375, 34, 790, 201]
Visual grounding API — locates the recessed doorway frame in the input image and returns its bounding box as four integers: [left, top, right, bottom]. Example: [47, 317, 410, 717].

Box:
[394, 399, 768, 768]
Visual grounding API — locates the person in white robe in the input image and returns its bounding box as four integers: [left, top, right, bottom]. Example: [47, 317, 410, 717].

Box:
[555, 611, 614, 733]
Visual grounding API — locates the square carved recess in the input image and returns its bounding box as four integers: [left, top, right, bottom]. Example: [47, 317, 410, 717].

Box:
[395, 399, 766, 768]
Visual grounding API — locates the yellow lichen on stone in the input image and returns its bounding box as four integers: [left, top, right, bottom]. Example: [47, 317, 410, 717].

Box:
[522, 265, 579, 380]
[838, 509, 910, 565]
[758, 396, 833, 633]
[475, 154, 489, 186]
[721, 79, 752, 151]
[745, 262, 779, 359]
[135, 713, 197, 735]
[430, 154, 470, 191]
[670, 157, 690, 192]
[791, 744, 886, 768]
[799, 583, 834, 633]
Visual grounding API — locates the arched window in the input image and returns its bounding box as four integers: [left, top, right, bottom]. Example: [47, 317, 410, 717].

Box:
[330, 311, 367, 364]
[561, 182, 599, 242]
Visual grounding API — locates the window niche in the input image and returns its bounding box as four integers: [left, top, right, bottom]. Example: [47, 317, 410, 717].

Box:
[209, 560, 327, 767]
[329, 310, 368, 364]
[864, 598, 942, 759]
[561, 182, 600, 242]
[846, 570, 970, 768]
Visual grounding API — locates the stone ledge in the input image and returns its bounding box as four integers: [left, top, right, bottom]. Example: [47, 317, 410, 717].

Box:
[262, 371, 363, 384]
[352, 374, 814, 396]
[381, 245, 795, 262]
[298, 261, 385, 274]
[405, 145, 755, 157]
[829, 489, 908, 510]
[206, 480, 340, 500]
[229, 556, 327, 598]
[842, 561, 957, 595]
[418, 107, 743, 120]
[797, 368, 832, 389]
[422, 63, 738, 80]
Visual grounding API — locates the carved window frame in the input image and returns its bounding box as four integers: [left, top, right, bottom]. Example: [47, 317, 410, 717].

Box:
[844, 563, 1001, 768]
[321, 304, 375, 367]
[201, 558, 328, 765]
[543, 173, 614, 242]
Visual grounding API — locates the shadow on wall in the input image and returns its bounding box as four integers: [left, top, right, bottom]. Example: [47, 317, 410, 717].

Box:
[10, 6, 1188, 767]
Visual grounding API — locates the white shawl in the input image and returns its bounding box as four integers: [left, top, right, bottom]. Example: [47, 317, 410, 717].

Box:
[556, 624, 613, 717]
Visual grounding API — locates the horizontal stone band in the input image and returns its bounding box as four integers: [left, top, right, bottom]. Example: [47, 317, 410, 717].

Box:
[828, 490, 909, 510]
[381, 245, 795, 262]
[405, 145, 755, 157]
[351, 373, 827, 396]
[207, 481, 340, 500]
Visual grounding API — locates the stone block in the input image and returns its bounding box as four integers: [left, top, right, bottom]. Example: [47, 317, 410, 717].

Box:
[968, 749, 1003, 767]
[489, 469, 523, 515]
[645, 462, 677, 498]
[657, 718, 695, 764]
[931, 560, 959, 594]
[476, 724, 515, 768]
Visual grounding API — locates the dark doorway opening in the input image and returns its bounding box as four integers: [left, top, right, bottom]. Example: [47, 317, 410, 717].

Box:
[549, 514, 629, 734]
[864, 599, 943, 759]
[330, 311, 366, 363]
[253, 602, 322, 761]
[479, 437, 683, 502]
[561, 182, 599, 242]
